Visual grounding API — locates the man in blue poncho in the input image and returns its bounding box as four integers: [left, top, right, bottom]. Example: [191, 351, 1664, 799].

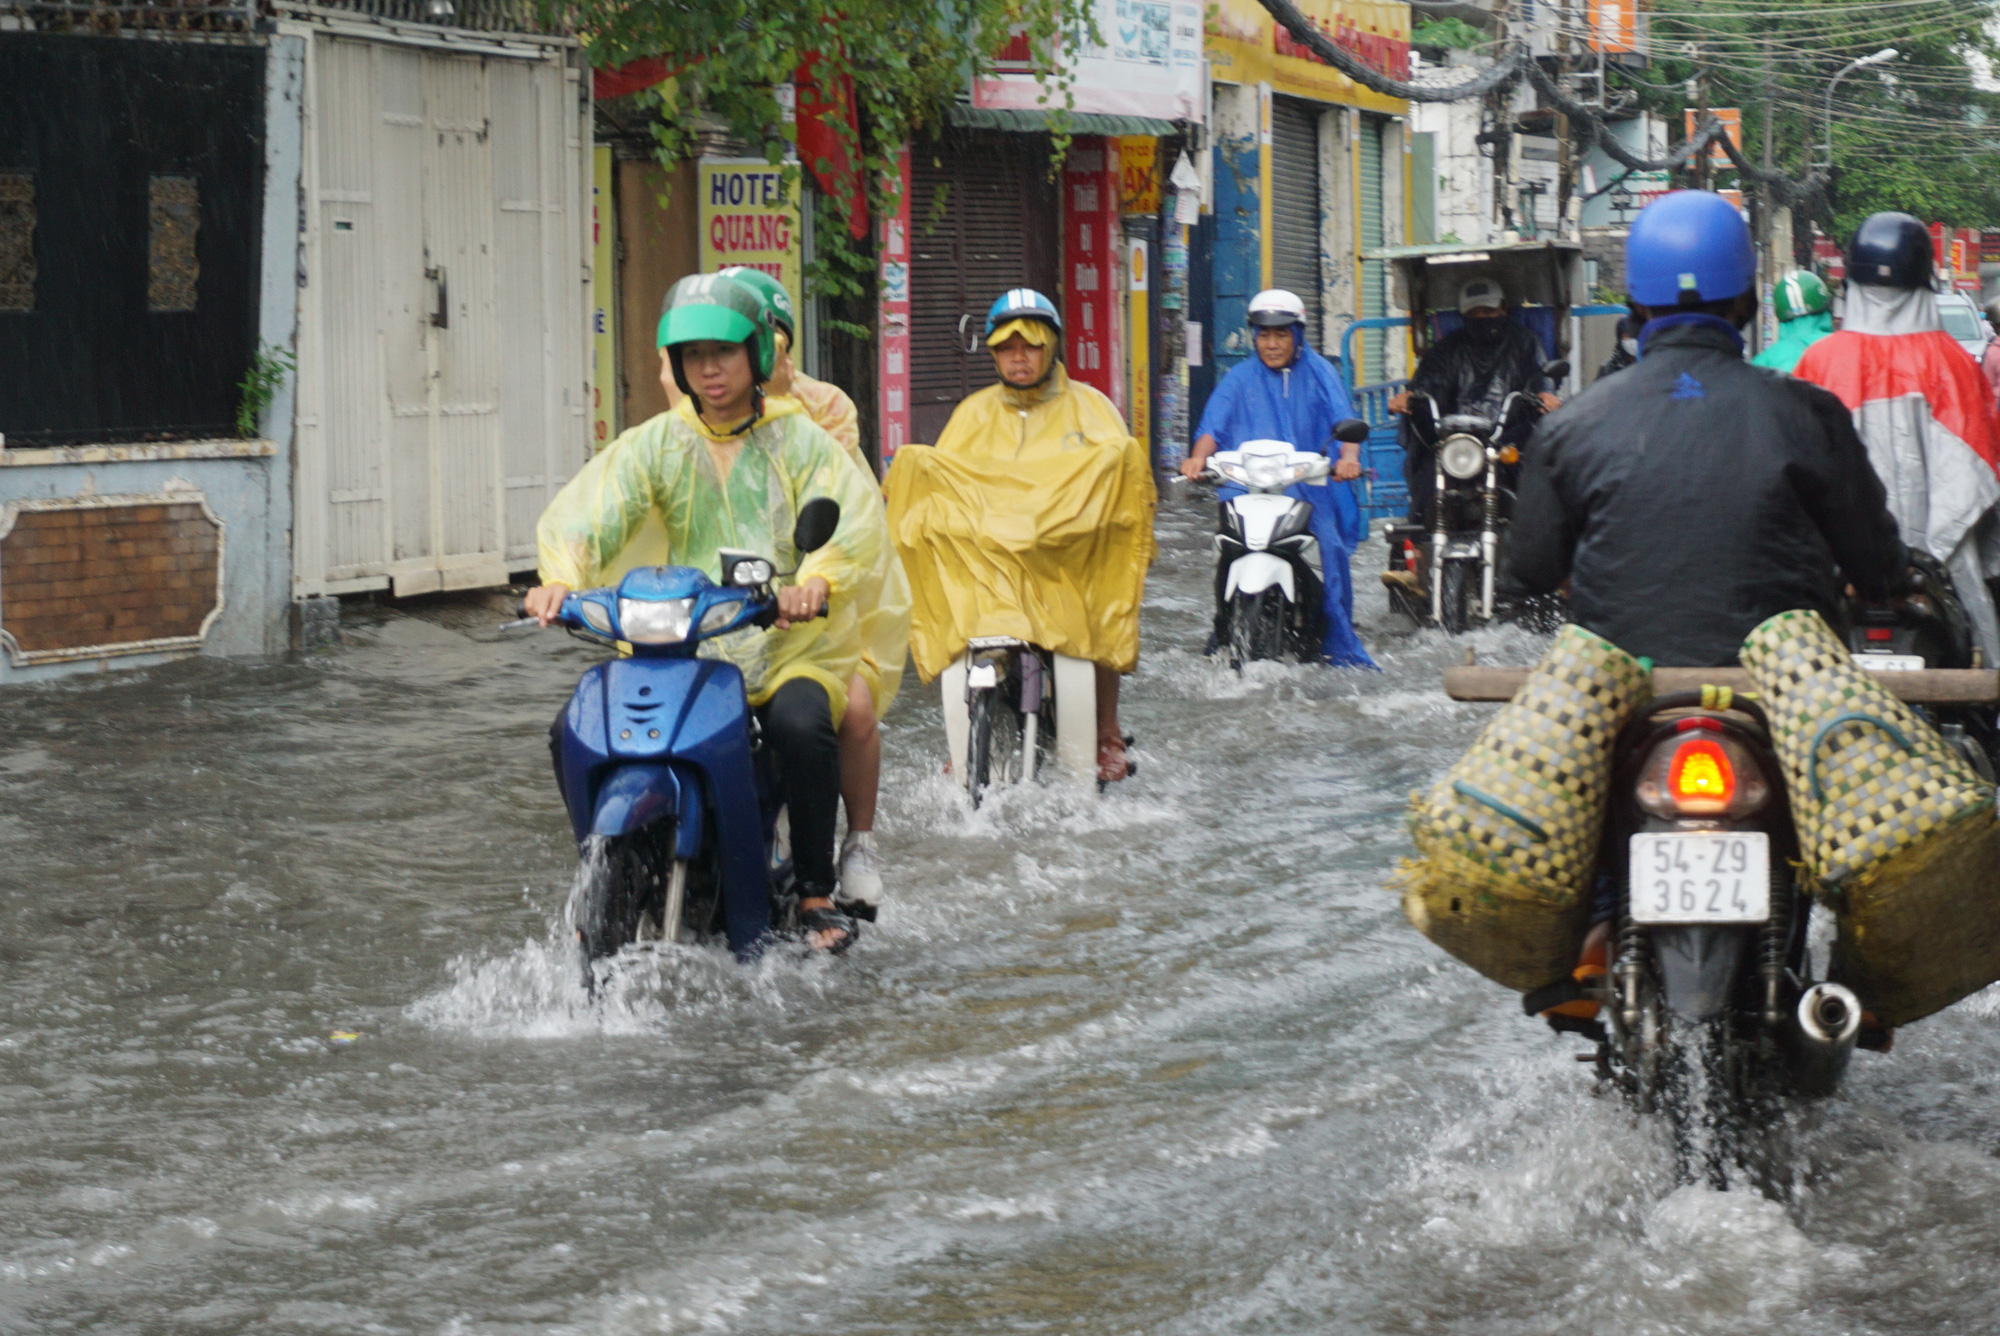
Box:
[1182, 289, 1375, 667]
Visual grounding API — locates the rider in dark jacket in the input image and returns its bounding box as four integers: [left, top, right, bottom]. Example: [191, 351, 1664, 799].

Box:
[1506, 190, 1906, 668]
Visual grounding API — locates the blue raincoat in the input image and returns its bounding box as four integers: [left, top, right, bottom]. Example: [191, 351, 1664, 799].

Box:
[1196, 327, 1376, 668]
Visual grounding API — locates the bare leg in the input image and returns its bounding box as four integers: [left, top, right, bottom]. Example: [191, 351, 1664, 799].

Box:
[839, 673, 879, 832]
[1094, 663, 1128, 781]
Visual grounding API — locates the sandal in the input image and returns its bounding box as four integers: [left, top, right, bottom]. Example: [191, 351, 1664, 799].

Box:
[1097, 732, 1138, 783]
[798, 903, 859, 955]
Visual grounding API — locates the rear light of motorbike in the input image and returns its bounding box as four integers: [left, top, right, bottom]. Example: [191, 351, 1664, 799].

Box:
[1669, 738, 1734, 810]
[1634, 725, 1770, 819]
[1864, 628, 1895, 641]
[1401, 539, 1418, 572]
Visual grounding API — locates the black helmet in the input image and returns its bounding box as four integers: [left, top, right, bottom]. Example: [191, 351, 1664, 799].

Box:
[1847, 212, 1934, 289]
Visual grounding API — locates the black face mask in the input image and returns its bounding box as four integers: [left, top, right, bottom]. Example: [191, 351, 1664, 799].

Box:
[1464, 315, 1506, 343]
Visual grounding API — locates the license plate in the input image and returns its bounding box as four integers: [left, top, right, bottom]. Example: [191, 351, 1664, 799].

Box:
[1629, 832, 1770, 924]
[1854, 653, 1925, 672]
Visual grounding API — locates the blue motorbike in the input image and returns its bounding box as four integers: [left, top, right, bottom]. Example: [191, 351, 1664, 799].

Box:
[539, 498, 842, 984]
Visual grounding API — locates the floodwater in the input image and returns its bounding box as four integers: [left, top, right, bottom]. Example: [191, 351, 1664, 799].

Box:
[7, 493, 2000, 1336]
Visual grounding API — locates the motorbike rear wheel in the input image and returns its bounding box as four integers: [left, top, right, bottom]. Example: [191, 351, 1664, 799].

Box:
[1438, 561, 1473, 636]
[966, 683, 1024, 809]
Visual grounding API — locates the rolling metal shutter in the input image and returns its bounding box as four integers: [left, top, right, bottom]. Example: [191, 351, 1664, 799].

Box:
[1357, 114, 1387, 383]
[1268, 96, 1322, 352]
[907, 136, 1059, 446]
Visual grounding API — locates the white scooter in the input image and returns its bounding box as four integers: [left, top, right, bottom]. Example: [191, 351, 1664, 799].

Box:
[1206, 421, 1370, 665]
[940, 640, 1098, 807]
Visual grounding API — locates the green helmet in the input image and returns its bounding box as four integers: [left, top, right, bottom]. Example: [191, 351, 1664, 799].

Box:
[718, 266, 797, 341]
[657, 272, 779, 389]
[1772, 270, 1832, 323]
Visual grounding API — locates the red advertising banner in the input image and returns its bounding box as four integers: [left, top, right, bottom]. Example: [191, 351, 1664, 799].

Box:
[1062, 139, 1122, 405]
[877, 147, 913, 464]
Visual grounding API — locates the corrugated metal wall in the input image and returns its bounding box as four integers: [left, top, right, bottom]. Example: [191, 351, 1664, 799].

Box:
[296, 32, 586, 597]
[1267, 96, 1322, 352]
[1356, 115, 1387, 383]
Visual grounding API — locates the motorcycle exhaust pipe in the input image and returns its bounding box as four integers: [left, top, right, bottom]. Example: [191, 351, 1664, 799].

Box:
[1787, 982, 1862, 1098]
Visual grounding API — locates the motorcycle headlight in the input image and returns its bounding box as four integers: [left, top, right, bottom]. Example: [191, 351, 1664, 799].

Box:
[618, 597, 695, 645]
[1244, 455, 1288, 490]
[1440, 435, 1487, 481]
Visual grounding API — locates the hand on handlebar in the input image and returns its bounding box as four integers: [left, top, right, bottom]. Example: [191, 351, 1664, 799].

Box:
[1538, 392, 1562, 414]
[1333, 457, 1362, 482]
[1386, 391, 1410, 416]
[1179, 455, 1208, 481]
[775, 576, 830, 629]
[524, 583, 570, 627]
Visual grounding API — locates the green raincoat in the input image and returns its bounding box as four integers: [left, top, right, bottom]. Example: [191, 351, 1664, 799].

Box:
[1750, 311, 1835, 374]
[536, 398, 908, 725]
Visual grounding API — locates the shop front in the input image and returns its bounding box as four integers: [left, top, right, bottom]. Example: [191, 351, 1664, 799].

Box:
[877, 0, 1202, 465]
[1195, 0, 1409, 423]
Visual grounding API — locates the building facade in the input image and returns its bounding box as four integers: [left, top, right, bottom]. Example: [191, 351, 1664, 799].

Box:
[0, 0, 593, 683]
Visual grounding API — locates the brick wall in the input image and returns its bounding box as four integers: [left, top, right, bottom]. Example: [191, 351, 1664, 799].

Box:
[0, 501, 220, 655]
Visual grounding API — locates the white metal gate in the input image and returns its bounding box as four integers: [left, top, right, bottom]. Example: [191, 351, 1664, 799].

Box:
[294, 27, 589, 597]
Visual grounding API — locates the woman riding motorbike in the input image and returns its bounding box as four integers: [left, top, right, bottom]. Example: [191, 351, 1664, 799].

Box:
[883, 288, 1156, 782]
[525, 271, 904, 952]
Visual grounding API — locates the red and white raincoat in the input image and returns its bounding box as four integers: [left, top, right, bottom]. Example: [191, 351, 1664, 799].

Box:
[1794, 284, 2000, 663]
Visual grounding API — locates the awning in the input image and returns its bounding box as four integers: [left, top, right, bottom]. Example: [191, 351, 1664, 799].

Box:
[946, 105, 1181, 137]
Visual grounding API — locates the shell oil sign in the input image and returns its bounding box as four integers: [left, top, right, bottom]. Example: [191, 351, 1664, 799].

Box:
[698, 159, 803, 316]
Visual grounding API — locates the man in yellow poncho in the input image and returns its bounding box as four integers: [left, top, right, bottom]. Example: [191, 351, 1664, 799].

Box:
[525, 272, 903, 952]
[884, 287, 1156, 781]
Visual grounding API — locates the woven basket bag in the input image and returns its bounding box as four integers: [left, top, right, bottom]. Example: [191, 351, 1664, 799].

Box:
[1741, 609, 2000, 1027]
[1398, 625, 1651, 991]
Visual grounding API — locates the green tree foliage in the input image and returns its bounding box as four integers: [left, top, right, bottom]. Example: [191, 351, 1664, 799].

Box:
[1612, 0, 2000, 236]
[576, 0, 1098, 308]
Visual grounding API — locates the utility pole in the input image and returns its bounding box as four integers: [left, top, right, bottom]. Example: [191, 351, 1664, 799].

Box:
[1695, 42, 1712, 192]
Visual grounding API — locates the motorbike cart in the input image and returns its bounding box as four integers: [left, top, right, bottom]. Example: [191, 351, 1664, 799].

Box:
[1361, 239, 1583, 633]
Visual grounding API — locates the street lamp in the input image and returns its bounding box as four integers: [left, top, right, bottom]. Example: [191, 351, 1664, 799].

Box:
[1820, 48, 1899, 170]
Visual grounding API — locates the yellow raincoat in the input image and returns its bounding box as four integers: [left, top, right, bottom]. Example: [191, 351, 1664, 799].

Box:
[884, 364, 1156, 682]
[537, 398, 909, 724]
[788, 371, 865, 473]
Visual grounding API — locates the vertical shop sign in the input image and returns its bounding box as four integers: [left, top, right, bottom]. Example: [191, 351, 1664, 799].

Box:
[698, 159, 803, 314]
[1063, 141, 1122, 403]
[1127, 238, 1151, 448]
[590, 145, 617, 451]
[877, 147, 913, 462]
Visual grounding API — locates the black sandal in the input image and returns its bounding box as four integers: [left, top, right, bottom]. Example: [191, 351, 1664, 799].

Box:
[798, 904, 859, 955]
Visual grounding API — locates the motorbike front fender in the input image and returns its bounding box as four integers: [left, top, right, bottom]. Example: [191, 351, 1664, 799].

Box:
[1651, 925, 1754, 1020]
[590, 764, 683, 839]
[1225, 551, 1295, 601]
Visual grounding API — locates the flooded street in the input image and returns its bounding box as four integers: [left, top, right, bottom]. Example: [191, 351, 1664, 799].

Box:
[10, 492, 2000, 1335]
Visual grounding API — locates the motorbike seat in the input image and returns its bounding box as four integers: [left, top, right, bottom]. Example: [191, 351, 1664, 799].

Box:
[1439, 413, 1495, 437]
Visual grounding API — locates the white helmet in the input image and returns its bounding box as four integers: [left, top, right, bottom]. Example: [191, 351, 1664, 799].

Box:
[1248, 288, 1308, 328]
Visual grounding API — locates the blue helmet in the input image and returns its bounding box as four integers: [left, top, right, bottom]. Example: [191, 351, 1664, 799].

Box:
[1848, 212, 1933, 289]
[984, 288, 1063, 339]
[1625, 190, 1756, 307]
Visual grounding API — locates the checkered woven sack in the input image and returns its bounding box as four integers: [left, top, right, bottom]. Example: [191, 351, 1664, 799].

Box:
[1741, 608, 2000, 1026]
[1398, 625, 1650, 991]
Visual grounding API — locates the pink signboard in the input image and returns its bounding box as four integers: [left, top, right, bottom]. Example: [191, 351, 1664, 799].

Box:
[877, 147, 913, 464]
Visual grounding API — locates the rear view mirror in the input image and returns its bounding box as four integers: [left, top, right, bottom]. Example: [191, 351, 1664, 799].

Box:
[1333, 417, 1372, 445]
[1543, 359, 1571, 381]
[793, 497, 841, 555]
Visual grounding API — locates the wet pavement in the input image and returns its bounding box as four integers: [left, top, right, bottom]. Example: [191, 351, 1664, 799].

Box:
[7, 490, 2000, 1335]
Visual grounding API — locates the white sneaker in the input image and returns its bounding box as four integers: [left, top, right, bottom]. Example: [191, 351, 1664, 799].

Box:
[838, 830, 884, 907]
